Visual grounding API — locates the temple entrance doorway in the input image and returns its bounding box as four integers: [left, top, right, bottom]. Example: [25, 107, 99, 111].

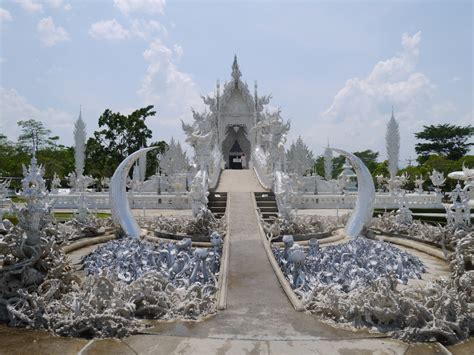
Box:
[229, 140, 243, 169]
[222, 125, 251, 169]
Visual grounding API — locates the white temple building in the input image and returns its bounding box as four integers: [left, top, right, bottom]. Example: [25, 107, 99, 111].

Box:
[191, 55, 274, 170]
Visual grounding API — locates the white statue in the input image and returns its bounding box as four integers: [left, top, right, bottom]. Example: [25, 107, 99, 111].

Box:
[51, 172, 61, 193]
[414, 175, 424, 194]
[13, 152, 52, 247]
[445, 182, 470, 229]
[74, 192, 90, 223]
[388, 172, 408, 195]
[430, 169, 446, 195]
[395, 190, 413, 225]
[448, 164, 474, 199]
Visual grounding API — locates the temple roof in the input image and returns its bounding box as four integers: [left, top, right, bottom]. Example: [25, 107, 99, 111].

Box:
[231, 55, 242, 82]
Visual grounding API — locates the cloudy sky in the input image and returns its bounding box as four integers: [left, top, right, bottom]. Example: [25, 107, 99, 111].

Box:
[0, 0, 472, 164]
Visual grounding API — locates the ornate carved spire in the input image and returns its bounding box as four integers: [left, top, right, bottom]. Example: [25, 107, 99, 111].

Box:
[386, 107, 400, 180]
[231, 54, 241, 82]
[74, 107, 87, 178]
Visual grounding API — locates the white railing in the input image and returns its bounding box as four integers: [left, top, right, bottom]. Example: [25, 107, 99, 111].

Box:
[51, 193, 191, 210]
[251, 148, 272, 190]
[208, 147, 223, 190]
[292, 193, 443, 209]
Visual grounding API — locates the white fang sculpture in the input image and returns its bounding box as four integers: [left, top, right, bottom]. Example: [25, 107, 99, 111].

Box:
[330, 148, 375, 238]
[110, 147, 158, 238]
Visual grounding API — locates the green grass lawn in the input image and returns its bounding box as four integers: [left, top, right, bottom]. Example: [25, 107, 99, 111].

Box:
[9, 196, 27, 203]
[2, 211, 111, 225]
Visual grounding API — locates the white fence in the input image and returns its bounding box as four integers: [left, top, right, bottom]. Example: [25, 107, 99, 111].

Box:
[52, 193, 191, 210]
[292, 193, 443, 210]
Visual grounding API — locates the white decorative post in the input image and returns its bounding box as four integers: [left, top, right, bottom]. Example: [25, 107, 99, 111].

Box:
[386, 109, 400, 194]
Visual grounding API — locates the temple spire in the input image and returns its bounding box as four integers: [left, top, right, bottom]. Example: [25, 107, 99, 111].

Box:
[231, 54, 241, 82]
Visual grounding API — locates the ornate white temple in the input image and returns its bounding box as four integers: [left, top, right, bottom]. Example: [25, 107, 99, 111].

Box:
[184, 55, 282, 171]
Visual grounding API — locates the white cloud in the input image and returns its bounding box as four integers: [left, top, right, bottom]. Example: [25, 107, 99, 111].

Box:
[130, 19, 167, 40]
[307, 31, 451, 161]
[89, 19, 166, 41]
[63, 4, 71, 11]
[0, 87, 75, 144]
[138, 39, 203, 129]
[15, 0, 43, 13]
[46, 0, 63, 8]
[114, 0, 165, 15]
[37, 17, 70, 46]
[0, 8, 13, 22]
[89, 19, 130, 40]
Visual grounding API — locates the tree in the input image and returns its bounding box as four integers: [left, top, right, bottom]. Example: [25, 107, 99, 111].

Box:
[353, 150, 379, 174]
[415, 124, 474, 163]
[17, 119, 59, 152]
[85, 105, 157, 178]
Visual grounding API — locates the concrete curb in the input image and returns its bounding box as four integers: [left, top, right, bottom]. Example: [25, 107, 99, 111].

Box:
[372, 235, 448, 261]
[62, 234, 116, 254]
[271, 230, 346, 248]
[216, 194, 231, 310]
[144, 235, 212, 248]
[252, 193, 305, 312]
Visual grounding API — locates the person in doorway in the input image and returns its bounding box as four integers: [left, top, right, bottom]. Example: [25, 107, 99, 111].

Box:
[241, 153, 247, 169]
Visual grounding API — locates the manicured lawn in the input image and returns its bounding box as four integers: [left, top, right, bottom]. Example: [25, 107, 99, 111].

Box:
[2, 212, 111, 225]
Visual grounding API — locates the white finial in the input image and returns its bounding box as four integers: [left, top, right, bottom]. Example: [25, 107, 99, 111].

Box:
[231, 54, 241, 82]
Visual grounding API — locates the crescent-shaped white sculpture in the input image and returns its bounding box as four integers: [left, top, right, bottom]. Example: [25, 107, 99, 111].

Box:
[330, 148, 375, 238]
[110, 147, 158, 238]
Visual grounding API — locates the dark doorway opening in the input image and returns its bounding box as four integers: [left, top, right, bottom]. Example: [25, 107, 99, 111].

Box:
[228, 140, 244, 169]
[229, 155, 242, 169]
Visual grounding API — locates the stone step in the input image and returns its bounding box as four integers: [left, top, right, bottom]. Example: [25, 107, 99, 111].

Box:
[209, 207, 226, 213]
[208, 201, 227, 207]
[255, 196, 277, 202]
[255, 200, 277, 207]
[258, 207, 279, 213]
